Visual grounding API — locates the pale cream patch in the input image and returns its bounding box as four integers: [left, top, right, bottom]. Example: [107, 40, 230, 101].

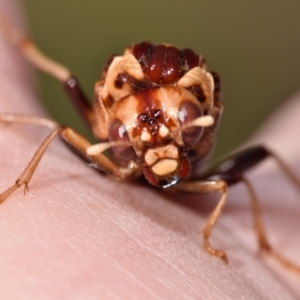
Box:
[141, 130, 151, 142]
[158, 125, 169, 137]
[183, 115, 214, 129]
[109, 94, 138, 133]
[86, 141, 132, 155]
[152, 159, 178, 176]
[157, 86, 203, 145]
[144, 150, 159, 166]
[87, 143, 111, 155]
[144, 144, 178, 166]
[177, 67, 214, 110]
[102, 54, 144, 101]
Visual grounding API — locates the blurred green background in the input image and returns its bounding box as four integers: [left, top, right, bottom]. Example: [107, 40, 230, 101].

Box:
[23, 1, 300, 160]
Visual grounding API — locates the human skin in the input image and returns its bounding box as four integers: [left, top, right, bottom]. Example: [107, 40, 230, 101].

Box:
[0, 1, 300, 299]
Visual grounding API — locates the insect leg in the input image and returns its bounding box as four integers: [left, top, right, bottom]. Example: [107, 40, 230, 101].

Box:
[242, 177, 300, 275]
[0, 12, 93, 127]
[200, 145, 300, 189]
[0, 115, 137, 203]
[174, 180, 228, 262]
[0, 128, 60, 202]
[0, 113, 59, 129]
[197, 145, 300, 272]
[59, 126, 139, 180]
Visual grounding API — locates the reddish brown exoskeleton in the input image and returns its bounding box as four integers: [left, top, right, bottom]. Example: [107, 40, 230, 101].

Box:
[0, 11, 300, 274]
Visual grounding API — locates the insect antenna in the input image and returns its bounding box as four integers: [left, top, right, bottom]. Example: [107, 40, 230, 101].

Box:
[86, 141, 133, 156]
[181, 115, 214, 130]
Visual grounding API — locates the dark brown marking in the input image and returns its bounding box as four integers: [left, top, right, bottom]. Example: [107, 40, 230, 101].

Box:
[133, 89, 174, 145]
[181, 48, 201, 69]
[211, 71, 222, 103]
[131, 42, 204, 85]
[63, 76, 93, 127]
[201, 146, 270, 185]
[186, 85, 207, 103]
[114, 72, 154, 91]
[131, 41, 152, 61]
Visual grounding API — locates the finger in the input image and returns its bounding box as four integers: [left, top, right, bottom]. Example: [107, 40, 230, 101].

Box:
[247, 91, 300, 160]
[0, 2, 299, 300]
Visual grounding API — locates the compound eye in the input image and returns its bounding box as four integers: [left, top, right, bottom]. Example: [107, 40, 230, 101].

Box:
[178, 101, 203, 146]
[108, 120, 136, 161]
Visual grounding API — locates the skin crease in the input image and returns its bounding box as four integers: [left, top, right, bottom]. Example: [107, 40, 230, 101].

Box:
[0, 2, 300, 299]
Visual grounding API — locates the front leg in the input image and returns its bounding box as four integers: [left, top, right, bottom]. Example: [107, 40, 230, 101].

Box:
[174, 180, 229, 263]
[0, 115, 138, 203]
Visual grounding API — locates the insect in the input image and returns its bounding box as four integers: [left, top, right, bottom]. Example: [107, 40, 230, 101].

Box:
[0, 10, 299, 275]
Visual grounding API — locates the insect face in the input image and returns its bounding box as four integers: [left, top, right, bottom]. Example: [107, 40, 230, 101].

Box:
[93, 42, 219, 187]
[108, 86, 205, 187]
